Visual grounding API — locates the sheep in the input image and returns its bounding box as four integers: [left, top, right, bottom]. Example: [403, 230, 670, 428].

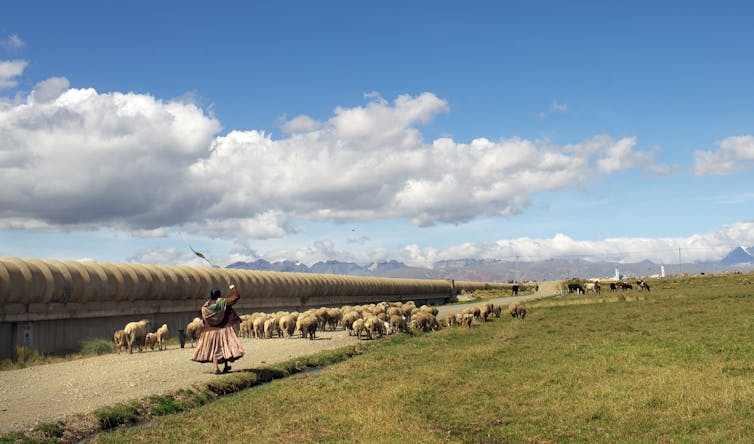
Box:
[352, 318, 366, 340]
[145, 332, 158, 351]
[457, 312, 474, 328]
[239, 318, 252, 338]
[185, 317, 203, 347]
[444, 313, 457, 328]
[113, 329, 127, 354]
[509, 303, 527, 321]
[492, 305, 502, 318]
[298, 315, 318, 340]
[363, 316, 385, 340]
[419, 305, 439, 316]
[410, 312, 438, 332]
[341, 310, 360, 336]
[124, 319, 151, 354]
[389, 314, 409, 334]
[253, 315, 267, 339]
[264, 318, 280, 338]
[326, 308, 342, 331]
[278, 314, 297, 338]
[156, 323, 169, 351]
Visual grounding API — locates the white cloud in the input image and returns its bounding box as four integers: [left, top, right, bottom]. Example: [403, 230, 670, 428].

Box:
[1, 87, 659, 242]
[281, 114, 321, 133]
[0, 82, 221, 229]
[694, 135, 754, 175]
[30, 77, 70, 103]
[1, 34, 25, 50]
[595, 137, 653, 173]
[286, 222, 754, 267]
[551, 100, 568, 113]
[0, 60, 28, 88]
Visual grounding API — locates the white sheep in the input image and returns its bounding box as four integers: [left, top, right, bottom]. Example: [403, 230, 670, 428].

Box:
[124, 319, 151, 354]
[185, 317, 203, 347]
[145, 332, 158, 351]
[156, 323, 169, 351]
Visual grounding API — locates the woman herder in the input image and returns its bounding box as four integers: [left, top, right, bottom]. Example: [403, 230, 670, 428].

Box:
[191, 282, 245, 374]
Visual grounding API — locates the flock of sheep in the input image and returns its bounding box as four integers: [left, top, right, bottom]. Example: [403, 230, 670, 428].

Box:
[113, 320, 169, 354]
[112, 300, 528, 353]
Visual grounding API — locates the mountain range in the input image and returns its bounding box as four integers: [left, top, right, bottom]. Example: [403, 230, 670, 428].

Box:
[227, 246, 754, 282]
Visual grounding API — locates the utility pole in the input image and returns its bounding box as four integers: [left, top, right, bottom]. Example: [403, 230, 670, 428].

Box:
[514, 254, 519, 283]
[678, 247, 682, 276]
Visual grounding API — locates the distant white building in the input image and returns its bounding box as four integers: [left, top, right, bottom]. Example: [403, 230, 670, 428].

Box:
[661, 265, 666, 278]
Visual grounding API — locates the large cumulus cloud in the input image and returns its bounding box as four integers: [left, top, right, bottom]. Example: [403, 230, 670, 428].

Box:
[0, 80, 221, 229]
[2, 82, 656, 240]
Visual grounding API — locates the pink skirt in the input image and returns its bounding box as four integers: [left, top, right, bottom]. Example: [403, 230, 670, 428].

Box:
[191, 326, 245, 363]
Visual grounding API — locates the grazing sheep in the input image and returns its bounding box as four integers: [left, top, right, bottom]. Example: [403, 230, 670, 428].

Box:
[264, 318, 280, 338]
[363, 316, 385, 340]
[509, 303, 527, 321]
[156, 323, 169, 351]
[279, 314, 297, 338]
[492, 305, 502, 318]
[145, 332, 158, 351]
[253, 316, 267, 339]
[389, 315, 409, 334]
[113, 329, 127, 354]
[341, 310, 360, 336]
[239, 318, 252, 338]
[185, 317, 203, 347]
[457, 312, 474, 328]
[410, 312, 439, 332]
[444, 313, 457, 328]
[124, 319, 151, 354]
[298, 315, 318, 340]
[326, 308, 342, 331]
[352, 318, 366, 340]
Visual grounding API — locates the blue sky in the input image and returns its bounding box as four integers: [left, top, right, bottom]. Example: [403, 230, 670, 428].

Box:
[1, 1, 753, 268]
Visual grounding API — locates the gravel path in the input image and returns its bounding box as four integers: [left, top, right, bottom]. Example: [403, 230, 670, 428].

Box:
[0, 282, 557, 433]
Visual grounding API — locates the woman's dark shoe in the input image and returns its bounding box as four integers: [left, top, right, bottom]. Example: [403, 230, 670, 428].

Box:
[223, 365, 231, 373]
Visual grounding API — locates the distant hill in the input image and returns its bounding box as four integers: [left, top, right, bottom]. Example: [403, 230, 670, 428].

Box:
[226, 247, 754, 281]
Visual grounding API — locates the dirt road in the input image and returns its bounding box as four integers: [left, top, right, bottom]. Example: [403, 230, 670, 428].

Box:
[0, 282, 556, 432]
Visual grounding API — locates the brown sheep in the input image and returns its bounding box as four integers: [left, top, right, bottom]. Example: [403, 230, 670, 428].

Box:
[185, 317, 203, 347]
[124, 319, 151, 354]
[113, 329, 127, 354]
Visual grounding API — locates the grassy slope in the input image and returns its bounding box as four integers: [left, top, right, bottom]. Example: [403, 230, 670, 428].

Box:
[88, 274, 754, 443]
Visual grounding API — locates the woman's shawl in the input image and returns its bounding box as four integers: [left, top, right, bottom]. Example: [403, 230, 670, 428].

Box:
[201, 297, 228, 326]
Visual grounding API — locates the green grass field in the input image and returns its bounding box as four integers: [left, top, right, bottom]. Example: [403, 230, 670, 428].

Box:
[84, 273, 754, 443]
